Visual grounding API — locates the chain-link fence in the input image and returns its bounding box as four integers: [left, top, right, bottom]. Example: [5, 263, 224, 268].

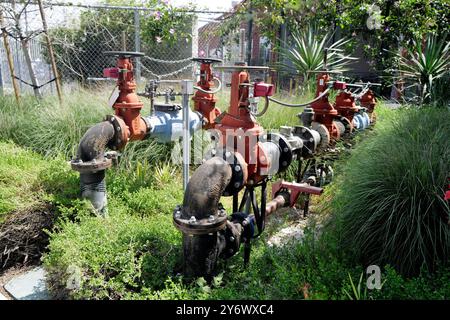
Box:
[0, 1, 288, 98]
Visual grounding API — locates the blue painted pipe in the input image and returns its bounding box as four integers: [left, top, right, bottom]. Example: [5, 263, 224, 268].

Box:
[144, 109, 203, 143]
[353, 111, 371, 131]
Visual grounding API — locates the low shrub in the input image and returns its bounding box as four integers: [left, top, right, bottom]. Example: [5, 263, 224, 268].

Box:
[43, 199, 183, 300]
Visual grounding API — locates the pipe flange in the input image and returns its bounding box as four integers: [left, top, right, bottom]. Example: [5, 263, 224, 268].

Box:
[173, 206, 228, 235]
[105, 115, 129, 150]
[337, 116, 353, 134]
[71, 158, 112, 173]
[261, 132, 293, 172]
[204, 149, 248, 197]
[293, 126, 319, 158]
[224, 151, 247, 196]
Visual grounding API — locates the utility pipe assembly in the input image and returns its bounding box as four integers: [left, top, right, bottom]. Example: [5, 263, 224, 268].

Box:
[173, 60, 326, 278]
[71, 51, 201, 214]
[172, 57, 378, 278]
[71, 50, 378, 279]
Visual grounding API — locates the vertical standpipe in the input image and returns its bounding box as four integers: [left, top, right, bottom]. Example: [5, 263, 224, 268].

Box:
[182, 80, 194, 190]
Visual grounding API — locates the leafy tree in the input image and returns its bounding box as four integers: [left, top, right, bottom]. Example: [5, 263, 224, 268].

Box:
[48, 0, 194, 82]
[221, 0, 449, 94]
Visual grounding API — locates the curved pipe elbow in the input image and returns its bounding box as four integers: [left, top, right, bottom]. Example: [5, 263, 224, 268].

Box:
[178, 156, 233, 279]
[76, 121, 115, 162]
[73, 121, 116, 215]
[182, 157, 232, 220]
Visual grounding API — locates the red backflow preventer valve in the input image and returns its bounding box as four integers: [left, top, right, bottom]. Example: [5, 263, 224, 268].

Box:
[192, 57, 223, 129]
[103, 51, 149, 149]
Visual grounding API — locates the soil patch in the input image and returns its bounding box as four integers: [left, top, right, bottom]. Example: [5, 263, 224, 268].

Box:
[0, 204, 54, 272]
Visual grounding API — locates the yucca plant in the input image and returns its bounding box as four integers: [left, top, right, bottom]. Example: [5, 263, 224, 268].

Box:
[278, 26, 357, 83]
[394, 33, 450, 104]
[342, 272, 368, 300]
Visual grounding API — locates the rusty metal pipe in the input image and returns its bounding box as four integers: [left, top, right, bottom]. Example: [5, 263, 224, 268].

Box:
[265, 193, 290, 218]
[77, 121, 115, 162]
[182, 157, 233, 220]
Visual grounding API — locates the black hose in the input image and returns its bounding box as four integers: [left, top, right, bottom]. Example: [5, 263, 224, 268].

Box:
[268, 88, 330, 107]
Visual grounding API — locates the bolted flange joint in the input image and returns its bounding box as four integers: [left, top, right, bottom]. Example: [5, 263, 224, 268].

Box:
[173, 205, 228, 236]
[104, 114, 130, 151]
[71, 157, 112, 174]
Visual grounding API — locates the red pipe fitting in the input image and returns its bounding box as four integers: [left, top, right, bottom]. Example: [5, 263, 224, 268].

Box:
[192, 60, 221, 129]
[254, 82, 274, 97]
[310, 73, 341, 140]
[103, 67, 120, 79]
[360, 89, 377, 122]
[271, 180, 323, 208]
[335, 91, 360, 123]
[109, 56, 148, 144]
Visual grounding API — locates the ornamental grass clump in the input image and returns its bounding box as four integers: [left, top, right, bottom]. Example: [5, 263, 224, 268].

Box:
[330, 107, 450, 276]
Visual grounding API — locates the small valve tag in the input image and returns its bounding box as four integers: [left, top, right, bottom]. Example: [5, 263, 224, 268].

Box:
[334, 81, 347, 90]
[254, 82, 274, 97]
[103, 67, 120, 79]
[108, 86, 120, 108]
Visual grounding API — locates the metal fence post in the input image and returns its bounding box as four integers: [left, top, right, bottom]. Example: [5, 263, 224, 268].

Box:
[134, 9, 141, 83]
[239, 28, 245, 62]
[38, 0, 63, 103]
[0, 54, 3, 96]
[246, 2, 253, 66]
[181, 79, 194, 191]
[191, 15, 198, 78]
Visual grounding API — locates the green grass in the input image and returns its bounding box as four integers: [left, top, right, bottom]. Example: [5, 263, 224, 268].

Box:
[0, 142, 53, 221]
[327, 106, 450, 276]
[44, 200, 183, 300]
[0, 93, 108, 159]
[0, 92, 171, 170]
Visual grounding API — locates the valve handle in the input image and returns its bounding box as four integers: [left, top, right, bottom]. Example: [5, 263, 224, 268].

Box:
[191, 57, 223, 64]
[103, 51, 145, 58]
